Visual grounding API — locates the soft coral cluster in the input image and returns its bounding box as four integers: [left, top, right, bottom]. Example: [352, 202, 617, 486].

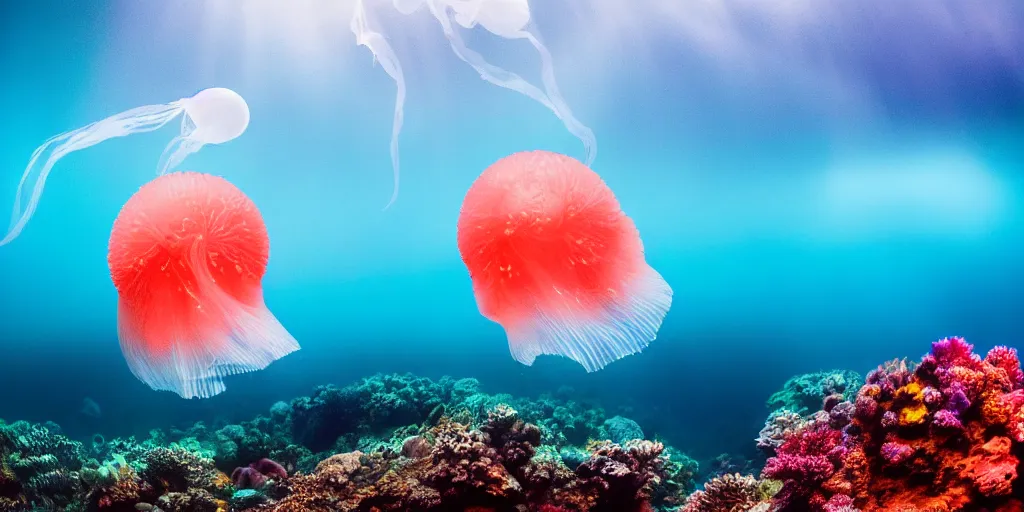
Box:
[763, 336, 1024, 511]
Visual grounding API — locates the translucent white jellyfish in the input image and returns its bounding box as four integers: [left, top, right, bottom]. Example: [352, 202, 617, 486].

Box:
[1, 87, 250, 247]
[350, 0, 596, 209]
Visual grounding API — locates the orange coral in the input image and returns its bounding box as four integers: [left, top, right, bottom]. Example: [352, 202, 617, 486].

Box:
[983, 389, 1014, 426]
[211, 470, 232, 490]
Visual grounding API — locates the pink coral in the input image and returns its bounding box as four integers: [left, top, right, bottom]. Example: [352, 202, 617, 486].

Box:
[986, 346, 1024, 388]
[761, 424, 843, 507]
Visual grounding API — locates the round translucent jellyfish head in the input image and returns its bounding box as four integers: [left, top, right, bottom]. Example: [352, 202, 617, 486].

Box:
[351, 0, 595, 209]
[157, 87, 251, 177]
[179, 87, 250, 145]
[0, 87, 249, 247]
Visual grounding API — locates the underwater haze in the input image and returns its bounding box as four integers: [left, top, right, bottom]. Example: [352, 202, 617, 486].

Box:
[1, 0, 1023, 469]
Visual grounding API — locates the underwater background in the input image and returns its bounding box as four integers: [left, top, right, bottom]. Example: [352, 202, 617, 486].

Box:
[0, 0, 1022, 472]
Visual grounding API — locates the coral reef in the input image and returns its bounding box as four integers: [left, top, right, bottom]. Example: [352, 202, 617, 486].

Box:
[761, 337, 1024, 511]
[767, 370, 862, 416]
[680, 473, 779, 512]
[254, 406, 677, 511]
[0, 373, 698, 511]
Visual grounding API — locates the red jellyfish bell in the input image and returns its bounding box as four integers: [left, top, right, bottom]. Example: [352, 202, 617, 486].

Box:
[107, 172, 299, 399]
[457, 150, 672, 372]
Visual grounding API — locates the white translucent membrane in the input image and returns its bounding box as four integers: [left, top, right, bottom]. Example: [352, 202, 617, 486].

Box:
[351, 0, 406, 210]
[118, 239, 298, 400]
[0, 87, 249, 246]
[350, 0, 596, 208]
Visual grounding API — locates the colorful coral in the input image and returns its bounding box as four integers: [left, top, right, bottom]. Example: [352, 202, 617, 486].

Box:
[0, 373, 698, 511]
[761, 336, 1024, 511]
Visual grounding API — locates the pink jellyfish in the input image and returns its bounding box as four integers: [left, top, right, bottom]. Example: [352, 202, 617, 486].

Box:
[457, 150, 672, 372]
[107, 171, 298, 398]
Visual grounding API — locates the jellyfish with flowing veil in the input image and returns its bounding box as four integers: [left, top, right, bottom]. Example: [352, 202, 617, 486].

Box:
[351, 0, 596, 208]
[1, 87, 250, 246]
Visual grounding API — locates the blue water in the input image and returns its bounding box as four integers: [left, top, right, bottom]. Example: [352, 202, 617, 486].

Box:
[0, 0, 1022, 463]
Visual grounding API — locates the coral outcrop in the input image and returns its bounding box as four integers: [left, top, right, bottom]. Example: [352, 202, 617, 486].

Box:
[761, 337, 1024, 511]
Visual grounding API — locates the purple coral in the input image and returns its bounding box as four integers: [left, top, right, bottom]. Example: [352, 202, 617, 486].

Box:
[928, 336, 977, 366]
[854, 393, 879, 422]
[827, 401, 855, 430]
[880, 442, 914, 466]
[231, 458, 287, 490]
[231, 466, 266, 490]
[880, 411, 899, 429]
[931, 409, 964, 431]
[947, 384, 971, 414]
[574, 439, 668, 506]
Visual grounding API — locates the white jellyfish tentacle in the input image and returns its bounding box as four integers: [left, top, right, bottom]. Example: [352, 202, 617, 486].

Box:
[353, 0, 407, 210]
[1, 102, 184, 247]
[428, 2, 556, 112]
[427, 1, 596, 165]
[513, 26, 596, 165]
[156, 113, 201, 176]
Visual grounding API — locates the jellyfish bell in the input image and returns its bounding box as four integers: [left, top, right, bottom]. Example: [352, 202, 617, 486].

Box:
[0, 87, 250, 247]
[107, 171, 298, 399]
[156, 87, 251, 176]
[180, 87, 250, 145]
[456, 150, 672, 372]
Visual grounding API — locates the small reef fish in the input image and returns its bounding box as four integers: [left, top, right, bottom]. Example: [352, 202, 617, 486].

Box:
[107, 172, 298, 399]
[456, 150, 672, 371]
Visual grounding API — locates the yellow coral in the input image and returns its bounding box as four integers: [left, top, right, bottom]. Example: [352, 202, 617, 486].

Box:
[899, 403, 928, 426]
[895, 382, 927, 426]
[215, 499, 229, 512]
[897, 382, 923, 399]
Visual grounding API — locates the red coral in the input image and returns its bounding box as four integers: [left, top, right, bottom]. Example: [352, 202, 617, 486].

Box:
[962, 436, 1018, 498]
